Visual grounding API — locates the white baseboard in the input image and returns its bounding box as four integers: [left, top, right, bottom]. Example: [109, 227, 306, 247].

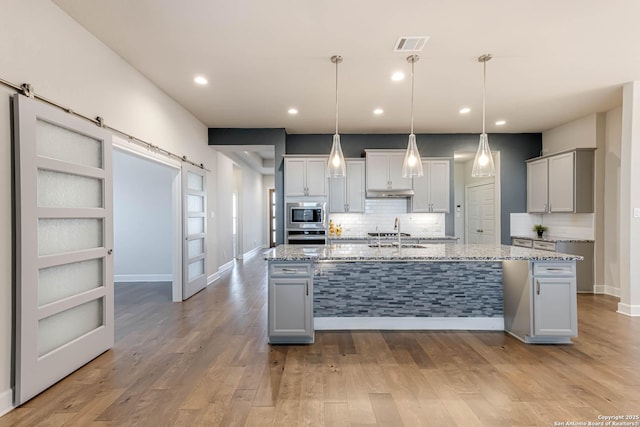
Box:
[218, 260, 234, 273]
[114, 274, 173, 283]
[207, 272, 220, 285]
[314, 317, 505, 331]
[617, 303, 640, 317]
[0, 388, 13, 417]
[594, 284, 621, 297]
[243, 245, 264, 258]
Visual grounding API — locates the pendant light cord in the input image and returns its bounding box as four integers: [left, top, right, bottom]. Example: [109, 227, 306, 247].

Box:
[482, 59, 486, 135]
[335, 58, 339, 135]
[410, 58, 415, 135]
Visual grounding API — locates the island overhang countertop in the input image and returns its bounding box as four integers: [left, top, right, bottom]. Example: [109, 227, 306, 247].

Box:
[265, 243, 584, 262]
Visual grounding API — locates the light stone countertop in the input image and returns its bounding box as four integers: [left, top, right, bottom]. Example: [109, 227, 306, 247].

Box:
[511, 235, 595, 243]
[265, 243, 583, 262]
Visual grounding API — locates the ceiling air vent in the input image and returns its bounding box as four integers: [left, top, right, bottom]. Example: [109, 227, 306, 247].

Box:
[393, 36, 430, 52]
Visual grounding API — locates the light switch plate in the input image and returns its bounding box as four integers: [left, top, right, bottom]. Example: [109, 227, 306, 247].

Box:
[634, 208, 640, 218]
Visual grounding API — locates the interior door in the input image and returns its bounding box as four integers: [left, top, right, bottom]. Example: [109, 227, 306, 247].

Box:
[466, 183, 495, 244]
[13, 94, 114, 405]
[466, 185, 482, 244]
[182, 163, 208, 299]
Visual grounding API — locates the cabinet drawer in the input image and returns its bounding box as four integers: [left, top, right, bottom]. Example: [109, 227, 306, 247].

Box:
[512, 238, 533, 248]
[533, 241, 556, 251]
[270, 263, 312, 277]
[533, 262, 575, 276]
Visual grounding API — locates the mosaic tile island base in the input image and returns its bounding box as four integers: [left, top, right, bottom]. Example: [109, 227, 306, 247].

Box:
[266, 243, 581, 344]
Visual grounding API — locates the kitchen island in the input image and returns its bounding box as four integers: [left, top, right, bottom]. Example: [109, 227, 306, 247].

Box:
[265, 243, 582, 345]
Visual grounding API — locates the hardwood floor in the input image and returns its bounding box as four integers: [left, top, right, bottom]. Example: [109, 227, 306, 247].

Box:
[2, 253, 639, 426]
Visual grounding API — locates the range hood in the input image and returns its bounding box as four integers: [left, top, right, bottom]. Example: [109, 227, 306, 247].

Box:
[366, 189, 415, 198]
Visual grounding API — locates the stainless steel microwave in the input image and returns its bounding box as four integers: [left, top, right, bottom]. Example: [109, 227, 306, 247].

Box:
[286, 202, 326, 229]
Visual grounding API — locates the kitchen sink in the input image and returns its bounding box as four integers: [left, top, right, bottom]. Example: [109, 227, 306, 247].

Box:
[368, 243, 428, 249]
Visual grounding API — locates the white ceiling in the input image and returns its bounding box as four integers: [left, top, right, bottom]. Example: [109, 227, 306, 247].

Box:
[53, 0, 640, 136]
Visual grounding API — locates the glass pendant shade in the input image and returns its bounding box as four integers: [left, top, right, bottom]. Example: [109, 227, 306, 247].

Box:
[472, 53, 495, 177]
[402, 54, 423, 178]
[402, 133, 423, 178]
[328, 133, 346, 177]
[471, 133, 495, 177]
[327, 55, 346, 177]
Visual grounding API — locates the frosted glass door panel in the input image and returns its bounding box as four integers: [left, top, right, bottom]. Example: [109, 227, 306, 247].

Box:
[187, 172, 203, 191]
[182, 164, 207, 300]
[38, 169, 103, 208]
[187, 194, 204, 212]
[188, 238, 204, 258]
[38, 298, 103, 357]
[15, 94, 114, 406]
[188, 217, 204, 234]
[38, 218, 103, 256]
[36, 119, 102, 168]
[188, 259, 204, 280]
[38, 259, 103, 306]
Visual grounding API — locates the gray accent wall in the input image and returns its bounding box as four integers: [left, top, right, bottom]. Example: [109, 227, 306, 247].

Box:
[287, 133, 541, 244]
[209, 129, 542, 244]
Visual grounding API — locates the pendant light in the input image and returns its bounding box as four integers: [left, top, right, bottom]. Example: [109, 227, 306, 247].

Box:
[402, 54, 424, 178]
[328, 55, 346, 177]
[471, 54, 495, 177]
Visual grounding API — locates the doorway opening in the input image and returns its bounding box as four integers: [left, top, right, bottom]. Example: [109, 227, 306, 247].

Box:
[453, 150, 501, 244]
[112, 136, 183, 302]
[232, 191, 238, 258]
[269, 188, 276, 247]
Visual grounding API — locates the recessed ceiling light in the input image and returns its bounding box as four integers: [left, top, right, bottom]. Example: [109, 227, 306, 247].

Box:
[193, 75, 208, 85]
[495, 120, 506, 126]
[288, 108, 298, 115]
[391, 71, 405, 81]
[373, 108, 384, 115]
[459, 107, 471, 114]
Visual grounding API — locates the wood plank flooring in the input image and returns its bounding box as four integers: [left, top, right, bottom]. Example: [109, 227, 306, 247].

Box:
[2, 253, 639, 426]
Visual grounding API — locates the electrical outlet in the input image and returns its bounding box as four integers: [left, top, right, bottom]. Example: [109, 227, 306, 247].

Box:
[634, 208, 640, 218]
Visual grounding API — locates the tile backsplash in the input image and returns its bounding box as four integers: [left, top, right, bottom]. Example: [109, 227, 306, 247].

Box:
[510, 212, 595, 240]
[329, 199, 445, 236]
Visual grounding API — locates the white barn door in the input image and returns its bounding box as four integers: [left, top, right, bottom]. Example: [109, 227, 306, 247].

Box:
[182, 163, 208, 299]
[13, 95, 114, 405]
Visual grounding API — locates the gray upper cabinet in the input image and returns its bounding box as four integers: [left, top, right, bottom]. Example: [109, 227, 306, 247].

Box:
[329, 159, 365, 213]
[526, 149, 595, 213]
[365, 150, 412, 191]
[284, 156, 328, 198]
[412, 159, 450, 213]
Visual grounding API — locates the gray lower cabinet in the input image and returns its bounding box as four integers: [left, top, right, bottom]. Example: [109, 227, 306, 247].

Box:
[532, 263, 577, 337]
[268, 262, 314, 344]
[512, 237, 594, 293]
[503, 260, 577, 344]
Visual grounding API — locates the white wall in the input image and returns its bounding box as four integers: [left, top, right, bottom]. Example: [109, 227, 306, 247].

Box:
[113, 150, 174, 281]
[242, 167, 265, 254]
[603, 107, 622, 295]
[542, 113, 600, 153]
[0, 0, 217, 413]
[216, 154, 235, 267]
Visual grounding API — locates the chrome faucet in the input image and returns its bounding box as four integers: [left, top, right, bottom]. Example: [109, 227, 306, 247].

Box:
[394, 217, 401, 246]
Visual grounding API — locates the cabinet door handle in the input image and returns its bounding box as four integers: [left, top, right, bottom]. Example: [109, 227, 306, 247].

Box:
[282, 268, 298, 273]
[306, 281, 309, 296]
[536, 279, 540, 295]
[548, 203, 552, 212]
